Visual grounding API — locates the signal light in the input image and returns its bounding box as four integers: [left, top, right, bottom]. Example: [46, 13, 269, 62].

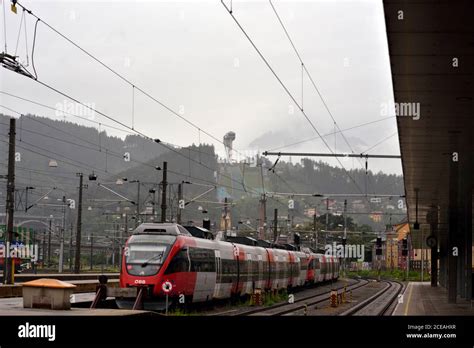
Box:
[402, 238, 408, 256]
[375, 237, 382, 255]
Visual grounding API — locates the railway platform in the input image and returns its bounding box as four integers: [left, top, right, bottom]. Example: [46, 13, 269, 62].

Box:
[0, 279, 119, 298]
[0, 293, 155, 316]
[393, 282, 474, 316]
[0, 272, 119, 282]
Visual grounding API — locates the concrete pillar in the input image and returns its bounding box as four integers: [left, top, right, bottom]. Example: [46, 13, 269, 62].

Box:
[439, 229, 447, 288]
[447, 157, 458, 303]
[467, 193, 473, 300]
[429, 210, 438, 287]
[462, 158, 473, 300]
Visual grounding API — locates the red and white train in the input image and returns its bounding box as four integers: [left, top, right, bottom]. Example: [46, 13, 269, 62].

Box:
[117, 223, 339, 310]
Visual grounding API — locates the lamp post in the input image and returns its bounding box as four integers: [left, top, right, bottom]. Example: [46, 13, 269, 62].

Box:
[24, 186, 35, 212]
[129, 180, 141, 227]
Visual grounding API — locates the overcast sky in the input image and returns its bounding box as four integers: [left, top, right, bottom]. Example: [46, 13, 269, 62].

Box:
[0, 0, 402, 174]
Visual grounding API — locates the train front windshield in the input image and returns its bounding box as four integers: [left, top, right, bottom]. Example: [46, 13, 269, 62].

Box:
[125, 234, 176, 276]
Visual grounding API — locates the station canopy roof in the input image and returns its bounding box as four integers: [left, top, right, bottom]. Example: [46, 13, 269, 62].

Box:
[383, 0, 474, 246]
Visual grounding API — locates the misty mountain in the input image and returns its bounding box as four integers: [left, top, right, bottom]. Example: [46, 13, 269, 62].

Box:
[0, 113, 168, 184]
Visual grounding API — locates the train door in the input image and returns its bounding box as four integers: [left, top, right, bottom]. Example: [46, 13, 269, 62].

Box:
[245, 253, 253, 294]
[314, 256, 321, 283]
[328, 256, 334, 280]
[213, 249, 222, 298]
[321, 255, 327, 281]
[190, 247, 216, 302]
[265, 249, 273, 290]
[257, 253, 264, 290]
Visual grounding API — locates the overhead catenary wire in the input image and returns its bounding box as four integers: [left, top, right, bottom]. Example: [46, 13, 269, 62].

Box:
[271, 169, 297, 194]
[266, 116, 396, 152]
[1, 90, 218, 159]
[0, 137, 108, 175]
[2, 2, 386, 220]
[361, 132, 398, 154]
[0, 120, 251, 199]
[0, 106, 266, 200]
[12, 0, 250, 160]
[221, 1, 369, 204]
[3, 2, 283, 203]
[2, 0, 7, 52]
[0, 90, 139, 135]
[31, 18, 39, 79]
[18, 77, 256, 197]
[3, 75, 242, 190]
[268, 0, 365, 170]
[13, 8, 24, 56]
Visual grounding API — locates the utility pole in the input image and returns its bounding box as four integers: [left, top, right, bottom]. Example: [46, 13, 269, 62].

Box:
[74, 173, 84, 274]
[136, 181, 141, 227]
[406, 234, 410, 280]
[120, 215, 125, 251]
[151, 189, 156, 221]
[313, 210, 317, 250]
[4, 118, 16, 284]
[90, 233, 93, 271]
[169, 185, 173, 222]
[42, 229, 46, 268]
[59, 196, 66, 273]
[273, 208, 278, 243]
[69, 222, 73, 271]
[161, 162, 168, 223]
[111, 227, 115, 268]
[325, 198, 329, 245]
[47, 218, 52, 267]
[258, 160, 267, 240]
[177, 183, 182, 224]
[224, 197, 229, 234]
[343, 199, 347, 276]
[124, 213, 128, 237]
[258, 194, 266, 240]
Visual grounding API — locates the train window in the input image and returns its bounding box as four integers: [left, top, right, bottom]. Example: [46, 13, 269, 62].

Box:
[263, 261, 269, 280]
[238, 260, 247, 280]
[220, 258, 236, 283]
[300, 257, 308, 271]
[126, 244, 168, 265]
[177, 225, 192, 236]
[291, 262, 297, 277]
[189, 247, 216, 272]
[164, 249, 190, 274]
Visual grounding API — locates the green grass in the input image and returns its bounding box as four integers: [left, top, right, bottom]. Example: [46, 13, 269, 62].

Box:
[347, 269, 430, 282]
[168, 307, 199, 316]
[263, 289, 288, 307]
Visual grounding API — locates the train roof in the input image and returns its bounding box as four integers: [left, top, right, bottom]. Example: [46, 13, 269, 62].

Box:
[182, 225, 214, 240]
[132, 223, 192, 236]
[225, 236, 259, 246]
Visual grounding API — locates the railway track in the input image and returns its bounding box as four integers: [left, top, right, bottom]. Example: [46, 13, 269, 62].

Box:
[339, 280, 404, 316]
[227, 278, 370, 316]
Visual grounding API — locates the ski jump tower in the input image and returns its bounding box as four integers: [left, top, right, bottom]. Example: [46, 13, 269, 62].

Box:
[223, 131, 236, 163]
